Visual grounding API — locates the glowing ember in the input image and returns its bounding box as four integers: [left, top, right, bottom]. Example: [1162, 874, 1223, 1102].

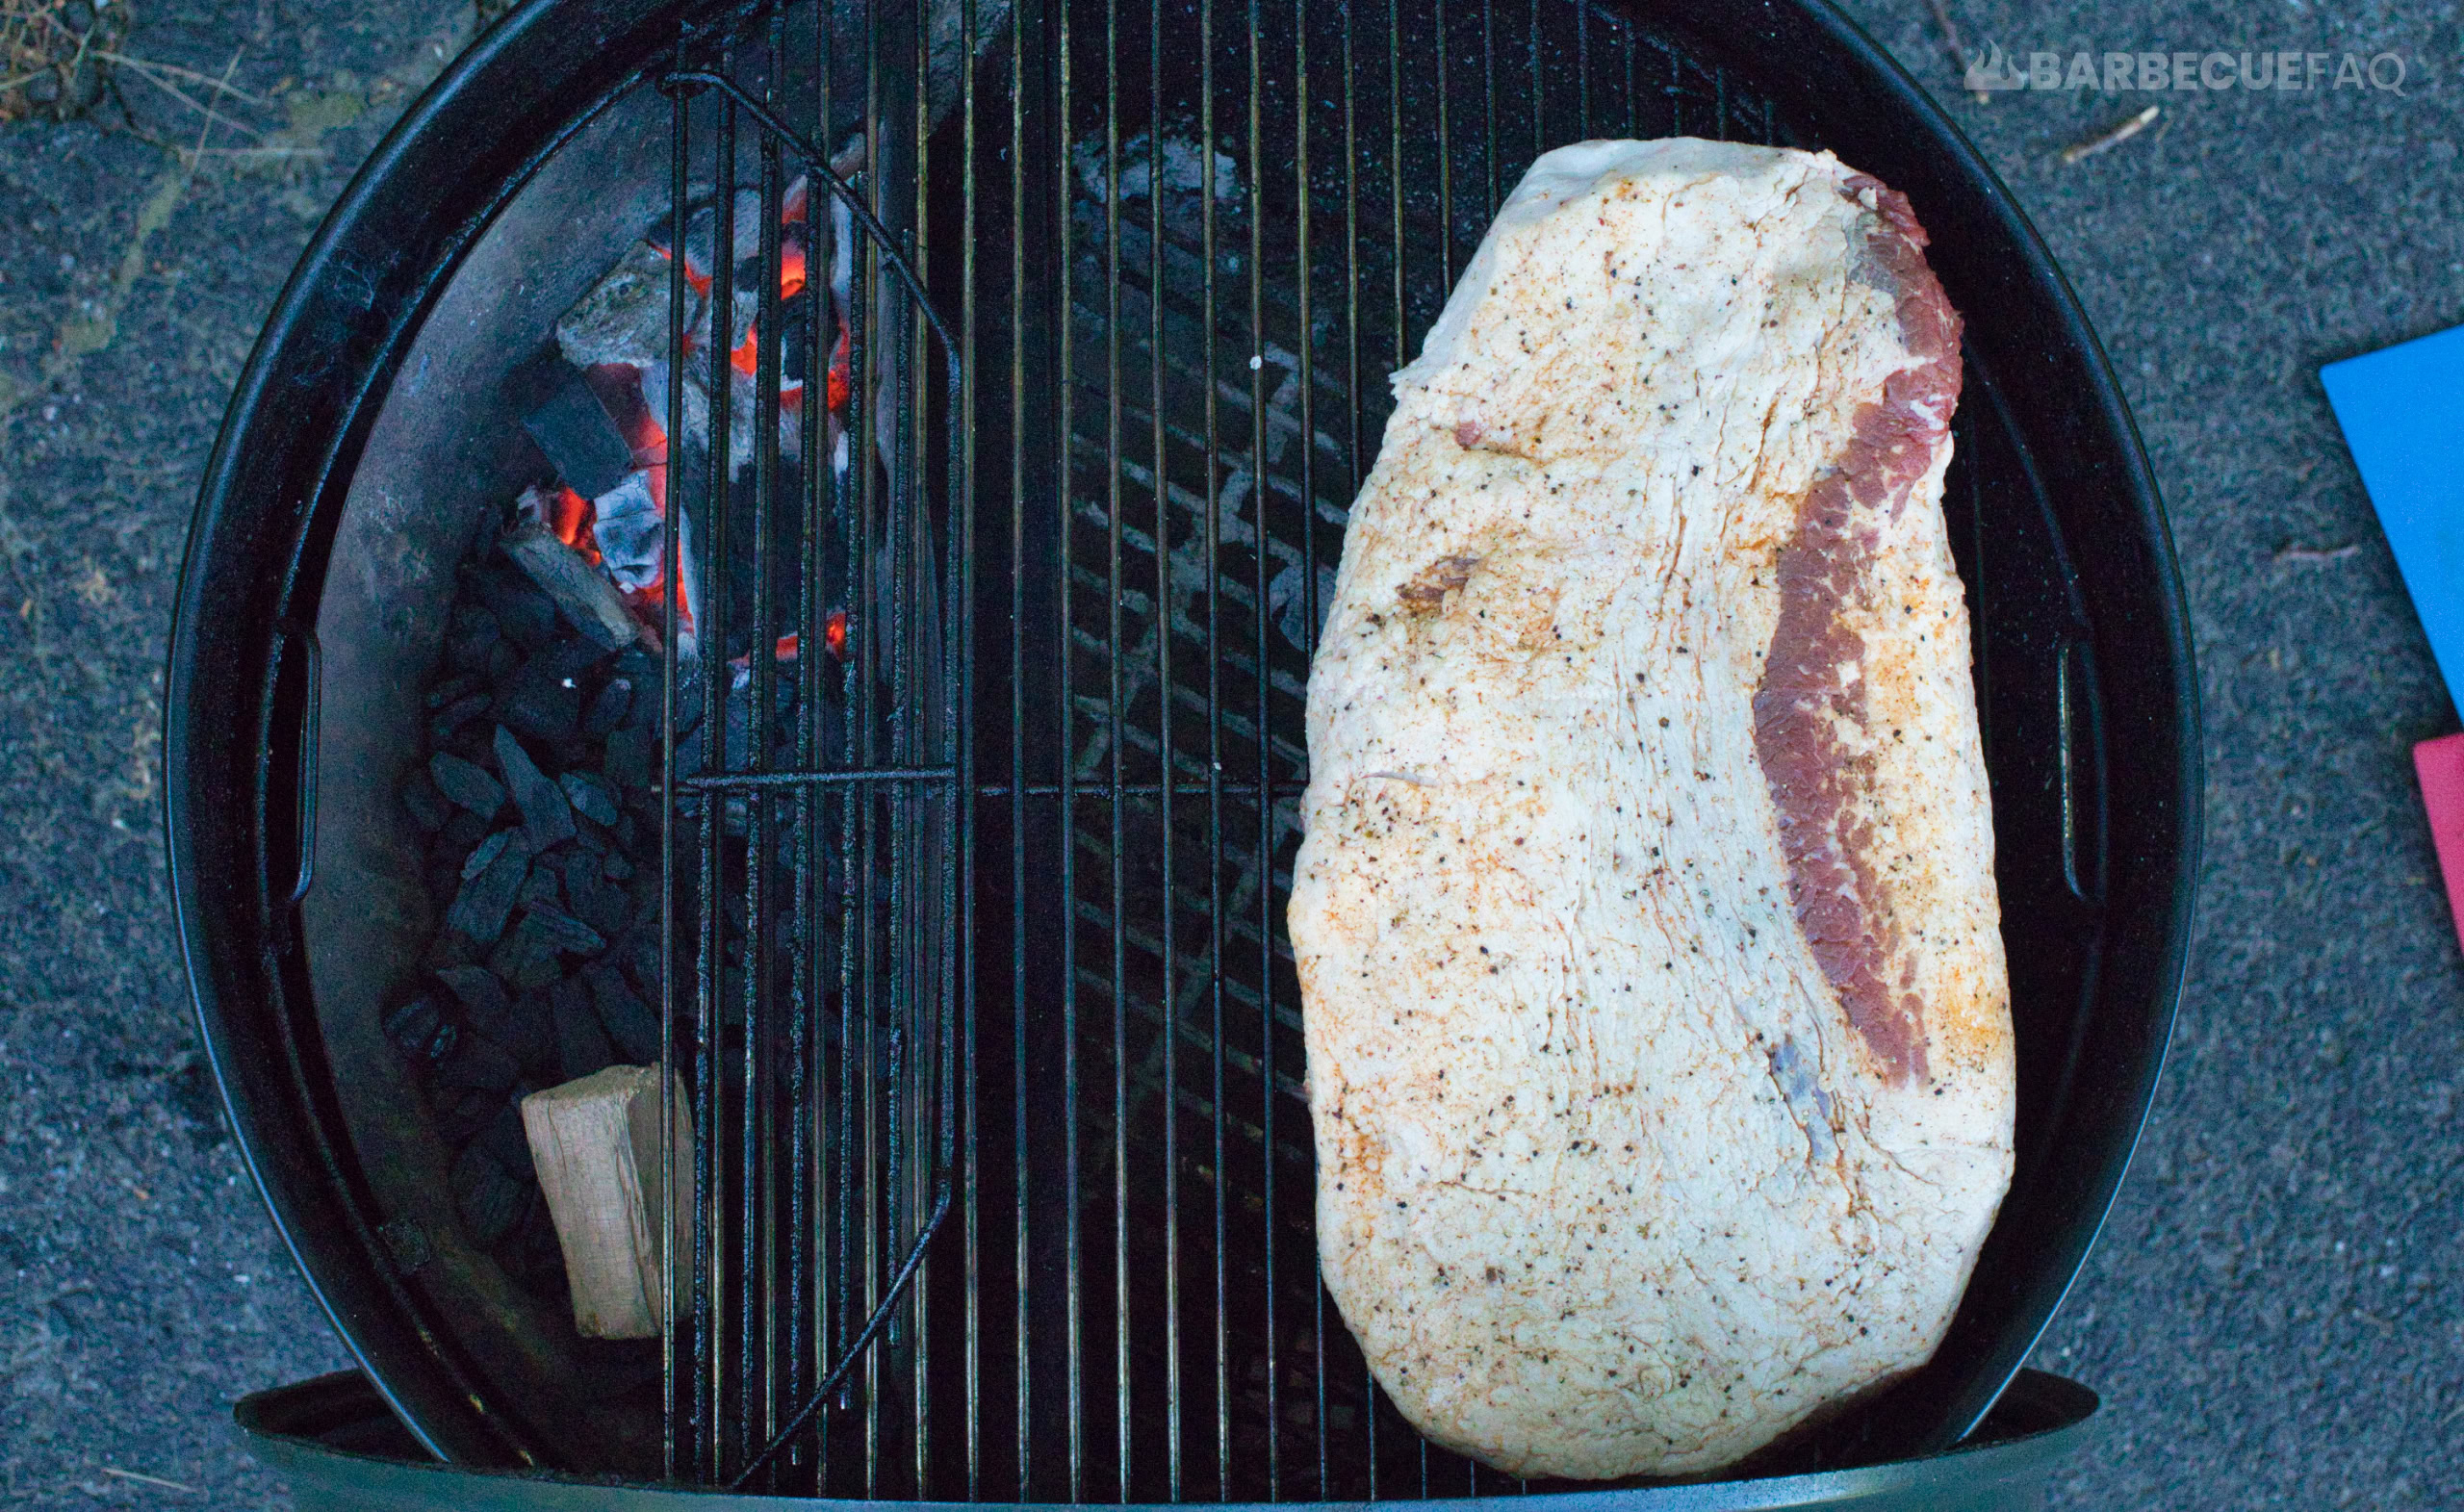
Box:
[550, 487, 603, 567]
[760, 612, 848, 665]
[627, 573, 693, 636]
[827, 330, 851, 414]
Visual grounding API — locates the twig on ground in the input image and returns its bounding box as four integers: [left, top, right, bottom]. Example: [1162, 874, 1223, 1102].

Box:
[99, 1467, 199, 1495]
[115, 56, 265, 139]
[91, 48, 265, 103]
[175, 49, 245, 172]
[2061, 105, 2162, 165]
[1926, 0, 1989, 102]
[185, 143, 325, 159]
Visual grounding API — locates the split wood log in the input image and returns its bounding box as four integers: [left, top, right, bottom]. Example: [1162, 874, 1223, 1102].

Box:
[500, 515, 651, 653]
[520, 1064, 690, 1340]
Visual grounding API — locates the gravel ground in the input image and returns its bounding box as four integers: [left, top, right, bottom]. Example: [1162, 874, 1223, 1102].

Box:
[1, 1, 2458, 1506]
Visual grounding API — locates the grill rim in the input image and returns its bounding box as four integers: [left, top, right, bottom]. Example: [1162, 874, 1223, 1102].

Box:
[167, 0, 2201, 1487]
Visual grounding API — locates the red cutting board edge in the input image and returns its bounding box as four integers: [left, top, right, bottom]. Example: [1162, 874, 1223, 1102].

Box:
[2414, 733, 2464, 957]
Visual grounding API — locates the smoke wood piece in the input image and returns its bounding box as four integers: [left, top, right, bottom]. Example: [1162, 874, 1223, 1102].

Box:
[556, 241, 678, 372]
[500, 520, 640, 653]
[520, 1065, 690, 1341]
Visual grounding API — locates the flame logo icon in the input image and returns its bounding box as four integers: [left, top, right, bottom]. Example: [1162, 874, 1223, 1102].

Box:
[1963, 41, 2031, 92]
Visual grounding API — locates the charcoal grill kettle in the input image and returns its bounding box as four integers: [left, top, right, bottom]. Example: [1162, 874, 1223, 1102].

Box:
[172, 0, 2196, 1502]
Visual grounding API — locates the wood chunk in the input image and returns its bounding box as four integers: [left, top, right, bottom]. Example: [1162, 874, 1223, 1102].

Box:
[501, 514, 642, 653]
[521, 1065, 690, 1340]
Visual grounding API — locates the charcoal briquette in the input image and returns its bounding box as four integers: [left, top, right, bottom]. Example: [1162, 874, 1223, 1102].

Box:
[399, 770, 453, 833]
[436, 1034, 520, 1092]
[477, 1101, 538, 1186]
[382, 996, 457, 1064]
[434, 963, 511, 1023]
[435, 964, 548, 1065]
[447, 605, 501, 674]
[619, 932, 661, 998]
[627, 865, 660, 921]
[552, 977, 615, 1081]
[437, 1085, 502, 1146]
[486, 638, 521, 684]
[538, 635, 614, 683]
[518, 863, 562, 910]
[489, 911, 568, 990]
[562, 855, 631, 939]
[469, 562, 556, 650]
[523, 902, 606, 958]
[424, 673, 484, 709]
[461, 830, 510, 882]
[423, 929, 484, 973]
[425, 691, 494, 747]
[450, 1141, 526, 1246]
[495, 726, 578, 851]
[603, 722, 652, 790]
[429, 751, 507, 818]
[497, 663, 584, 746]
[446, 829, 533, 945]
[438, 809, 489, 856]
[583, 961, 660, 1063]
[558, 770, 621, 827]
[602, 853, 634, 882]
[583, 676, 633, 737]
[612, 643, 655, 683]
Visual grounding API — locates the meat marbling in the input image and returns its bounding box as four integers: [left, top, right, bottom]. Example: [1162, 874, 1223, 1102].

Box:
[1289, 139, 2014, 1479]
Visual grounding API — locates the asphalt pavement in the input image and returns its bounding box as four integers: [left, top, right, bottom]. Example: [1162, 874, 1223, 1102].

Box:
[0, 0, 2457, 1505]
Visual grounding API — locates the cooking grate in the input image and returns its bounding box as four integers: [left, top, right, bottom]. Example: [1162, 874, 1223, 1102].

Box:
[649, 0, 1782, 1498]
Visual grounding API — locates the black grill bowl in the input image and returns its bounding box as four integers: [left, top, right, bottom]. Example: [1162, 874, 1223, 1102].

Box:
[169, 0, 2198, 1497]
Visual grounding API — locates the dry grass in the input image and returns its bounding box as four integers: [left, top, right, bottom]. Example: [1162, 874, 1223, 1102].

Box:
[0, 0, 128, 123]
